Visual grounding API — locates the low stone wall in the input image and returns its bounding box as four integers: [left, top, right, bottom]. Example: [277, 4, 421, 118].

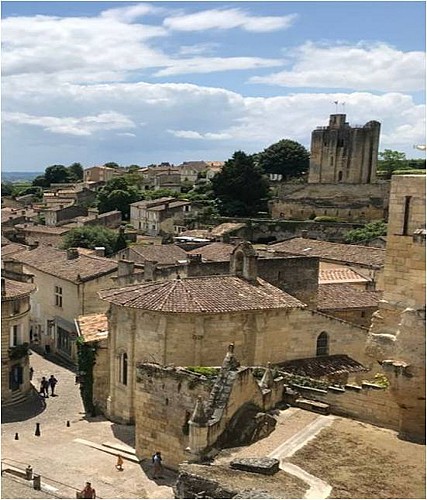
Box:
[288, 381, 400, 431]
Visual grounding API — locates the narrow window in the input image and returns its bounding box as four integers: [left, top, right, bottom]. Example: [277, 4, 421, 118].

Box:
[338, 171, 343, 182]
[402, 196, 412, 235]
[120, 353, 128, 385]
[54, 286, 63, 308]
[316, 332, 329, 356]
[10, 325, 21, 347]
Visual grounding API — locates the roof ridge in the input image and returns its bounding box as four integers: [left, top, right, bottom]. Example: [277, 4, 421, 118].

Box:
[179, 280, 207, 313]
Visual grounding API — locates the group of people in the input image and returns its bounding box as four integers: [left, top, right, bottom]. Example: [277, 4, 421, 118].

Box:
[39, 375, 58, 397]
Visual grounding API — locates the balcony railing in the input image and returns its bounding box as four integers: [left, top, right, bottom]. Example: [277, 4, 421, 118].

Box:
[8, 343, 30, 360]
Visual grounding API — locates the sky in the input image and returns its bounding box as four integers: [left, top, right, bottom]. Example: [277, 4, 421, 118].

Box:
[2, 1, 426, 171]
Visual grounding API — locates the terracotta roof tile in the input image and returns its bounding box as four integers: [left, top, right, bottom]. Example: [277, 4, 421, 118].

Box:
[11, 246, 118, 283]
[187, 242, 235, 262]
[1, 243, 29, 259]
[99, 276, 305, 313]
[76, 313, 108, 342]
[14, 224, 70, 235]
[317, 284, 381, 310]
[269, 238, 385, 268]
[278, 354, 368, 378]
[318, 268, 370, 284]
[128, 244, 188, 265]
[1, 278, 35, 301]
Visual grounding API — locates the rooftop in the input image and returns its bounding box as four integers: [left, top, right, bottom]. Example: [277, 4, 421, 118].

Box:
[318, 267, 370, 284]
[278, 354, 368, 378]
[127, 243, 188, 265]
[75, 313, 108, 343]
[1, 243, 29, 259]
[180, 222, 245, 240]
[269, 238, 385, 268]
[99, 275, 305, 313]
[188, 242, 235, 262]
[11, 246, 118, 283]
[317, 283, 381, 310]
[14, 224, 70, 234]
[1, 278, 36, 301]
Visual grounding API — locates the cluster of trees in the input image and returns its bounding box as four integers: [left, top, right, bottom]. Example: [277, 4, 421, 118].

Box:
[344, 220, 387, 244]
[377, 150, 426, 179]
[61, 226, 127, 256]
[33, 163, 84, 187]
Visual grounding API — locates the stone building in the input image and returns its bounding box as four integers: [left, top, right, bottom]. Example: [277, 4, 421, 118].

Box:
[1, 277, 35, 405]
[83, 165, 122, 183]
[8, 246, 139, 362]
[271, 114, 389, 222]
[308, 114, 380, 184]
[365, 175, 426, 443]
[98, 242, 369, 424]
[130, 197, 192, 236]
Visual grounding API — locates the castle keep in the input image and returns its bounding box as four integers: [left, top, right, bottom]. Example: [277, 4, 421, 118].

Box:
[309, 114, 381, 184]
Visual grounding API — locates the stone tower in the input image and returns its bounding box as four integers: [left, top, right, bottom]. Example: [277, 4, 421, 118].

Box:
[365, 175, 425, 443]
[308, 114, 381, 184]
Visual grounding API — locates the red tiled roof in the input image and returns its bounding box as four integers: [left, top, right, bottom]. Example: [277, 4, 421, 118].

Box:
[1, 243, 28, 259]
[1, 278, 35, 301]
[269, 238, 385, 268]
[187, 242, 235, 262]
[75, 313, 108, 343]
[318, 268, 370, 284]
[128, 244, 188, 265]
[11, 246, 118, 283]
[317, 284, 381, 310]
[99, 276, 305, 313]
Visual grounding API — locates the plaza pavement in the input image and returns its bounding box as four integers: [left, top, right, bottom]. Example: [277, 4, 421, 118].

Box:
[1, 352, 175, 499]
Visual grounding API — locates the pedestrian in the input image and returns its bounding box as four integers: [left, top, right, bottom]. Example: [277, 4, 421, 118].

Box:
[81, 481, 96, 499]
[39, 377, 49, 398]
[152, 451, 163, 479]
[48, 375, 58, 396]
[29, 367, 34, 381]
[115, 455, 124, 471]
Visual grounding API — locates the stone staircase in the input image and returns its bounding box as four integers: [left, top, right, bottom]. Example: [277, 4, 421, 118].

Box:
[2, 390, 30, 408]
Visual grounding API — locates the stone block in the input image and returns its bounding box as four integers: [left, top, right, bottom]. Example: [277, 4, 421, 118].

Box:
[229, 458, 280, 475]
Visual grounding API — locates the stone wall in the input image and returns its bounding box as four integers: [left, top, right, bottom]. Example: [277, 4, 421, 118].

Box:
[44, 205, 87, 226]
[288, 382, 400, 431]
[92, 339, 110, 414]
[271, 182, 389, 223]
[134, 363, 211, 467]
[318, 307, 377, 328]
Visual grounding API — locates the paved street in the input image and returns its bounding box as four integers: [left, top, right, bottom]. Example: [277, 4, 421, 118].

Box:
[2, 352, 175, 499]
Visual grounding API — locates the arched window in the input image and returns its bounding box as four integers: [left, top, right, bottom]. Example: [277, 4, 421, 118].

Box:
[316, 332, 329, 356]
[120, 353, 128, 385]
[338, 170, 343, 182]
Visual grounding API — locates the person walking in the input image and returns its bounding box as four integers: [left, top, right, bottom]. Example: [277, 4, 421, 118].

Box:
[115, 455, 124, 471]
[152, 451, 163, 479]
[48, 375, 58, 396]
[81, 482, 96, 498]
[40, 377, 49, 398]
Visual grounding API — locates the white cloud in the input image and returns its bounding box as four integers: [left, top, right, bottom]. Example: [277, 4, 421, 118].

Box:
[155, 57, 283, 76]
[168, 130, 232, 140]
[117, 132, 137, 138]
[100, 3, 162, 22]
[164, 8, 298, 32]
[3, 111, 135, 136]
[251, 42, 425, 92]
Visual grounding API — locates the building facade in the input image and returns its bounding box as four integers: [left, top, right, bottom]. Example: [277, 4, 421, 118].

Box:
[1, 277, 35, 405]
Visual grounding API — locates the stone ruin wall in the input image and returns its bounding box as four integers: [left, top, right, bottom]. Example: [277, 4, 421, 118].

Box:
[134, 363, 211, 468]
[288, 382, 400, 431]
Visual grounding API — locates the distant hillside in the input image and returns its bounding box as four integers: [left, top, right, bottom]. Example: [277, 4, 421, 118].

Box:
[2, 171, 43, 183]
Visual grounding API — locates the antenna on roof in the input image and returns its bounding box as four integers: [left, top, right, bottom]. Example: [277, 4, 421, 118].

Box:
[341, 102, 346, 113]
[333, 101, 338, 113]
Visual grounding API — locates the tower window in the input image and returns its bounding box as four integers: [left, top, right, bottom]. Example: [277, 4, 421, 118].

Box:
[402, 196, 412, 235]
[316, 332, 329, 356]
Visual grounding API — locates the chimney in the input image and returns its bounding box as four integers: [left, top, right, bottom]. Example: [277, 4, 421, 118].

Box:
[301, 230, 309, 239]
[144, 260, 158, 282]
[1, 278, 6, 297]
[188, 254, 202, 264]
[117, 259, 134, 278]
[94, 247, 105, 258]
[66, 248, 79, 260]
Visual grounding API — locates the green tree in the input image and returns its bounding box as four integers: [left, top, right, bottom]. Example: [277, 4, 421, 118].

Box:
[61, 226, 127, 256]
[1, 182, 13, 196]
[344, 220, 387, 244]
[104, 162, 120, 169]
[68, 162, 84, 181]
[211, 151, 270, 216]
[377, 150, 409, 179]
[44, 165, 70, 184]
[32, 175, 50, 188]
[256, 139, 310, 180]
[96, 177, 141, 219]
